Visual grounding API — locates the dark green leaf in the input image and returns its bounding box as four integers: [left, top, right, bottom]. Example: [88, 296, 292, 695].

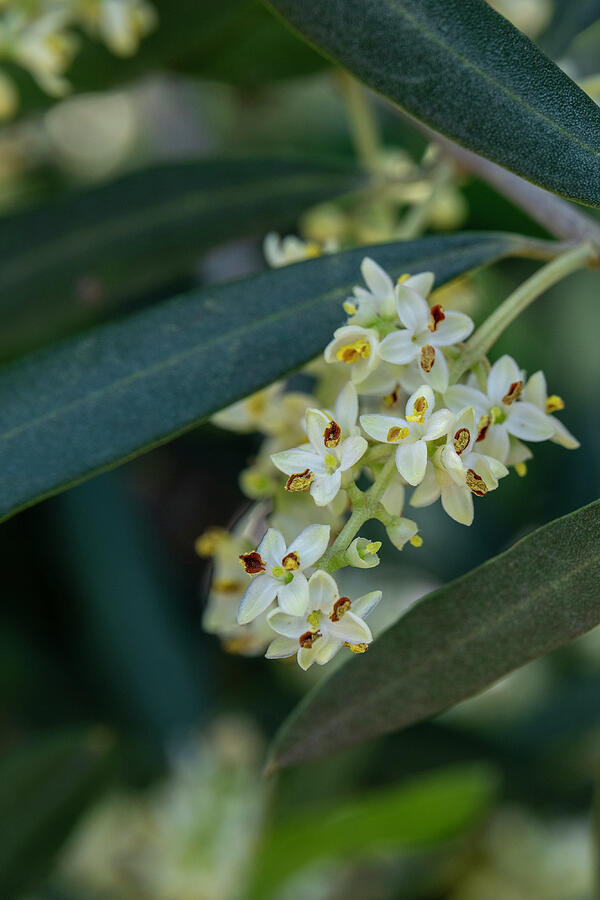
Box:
[268, 499, 600, 769]
[0, 231, 547, 523]
[250, 764, 498, 897]
[0, 731, 115, 897]
[0, 154, 363, 358]
[265, 0, 600, 205]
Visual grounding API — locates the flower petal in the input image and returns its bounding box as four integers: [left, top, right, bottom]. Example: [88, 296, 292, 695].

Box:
[287, 524, 331, 569]
[429, 310, 474, 346]
[257, 528, 286, 568]
[410, 462, 441, 507]
[308, 569, 338, 612]
[271, 446, 319, 476]
[476, 423, 510, 464]
[395, 285, 430, 331]
[487, 354, 522, 406]
[352, 590, 382, 618]
[267, 608, 303, 638]
[523, 370, 547, 408]
[237, 575, 277, 624]
[310, 470, 342, 506]
[381, 474, 406, 516]
[506, 402, 554, 441]
[441, 480, 474, 526]
[335, 381, 358, 434]
[305, 408, 330, 454]
[405, 384, 435, 419]
[265, 636, 298, 659]
[330, 610, 372, 644]
[423, 347, 449, 392]
[551, 417, 580, 450]
[423, 408, 455, 441]
[395, 439, 428, 485]
[360, 413, 409, 444]
[444, 384, 489, 416]
[314, 636, 343, 666]
[339, 435, 368, 470]
[378, 330, 417, 365]
[361, 256, 394, 299]
[405, 271, 434, 297]
[277, 572, 309, 616]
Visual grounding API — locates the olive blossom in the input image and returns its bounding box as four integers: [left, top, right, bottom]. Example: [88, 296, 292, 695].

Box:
[523, 370, 579, 450]
[237, 524, 330, 624]
[265, 570, 381, 670]
[324, 325, 381, 385]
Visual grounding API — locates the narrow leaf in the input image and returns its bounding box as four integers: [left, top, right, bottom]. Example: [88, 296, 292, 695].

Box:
[265, 0, 600, 205]
[268, 499, 600, 769]
[0, 155, 363, 358]
[0, 231, 546, 523]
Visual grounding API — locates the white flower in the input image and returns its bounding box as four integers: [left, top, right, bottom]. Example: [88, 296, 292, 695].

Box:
[444, 355, 555, 464]
[344, 260, 437, 326]
[263, 232, 327, 268]
[265, 570, 380, 669]
[94, 0, 157, 57]
[360, 385, 454, 486]
[237, 524, 330, 623]
[271, 385, 367, 505]
[376, 281, 474, 391]
[346, 537, 381, 569]
[523, 370, 579, 450]
[324, 325, 380, 385]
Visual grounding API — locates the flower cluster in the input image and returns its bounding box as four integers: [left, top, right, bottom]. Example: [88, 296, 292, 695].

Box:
[199, 255, 578, 669]
[0, 0, 156, 117]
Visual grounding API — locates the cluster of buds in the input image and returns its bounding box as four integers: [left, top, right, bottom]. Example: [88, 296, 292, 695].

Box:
[200, 253, 578, 669]
[0, 0, 156, 117]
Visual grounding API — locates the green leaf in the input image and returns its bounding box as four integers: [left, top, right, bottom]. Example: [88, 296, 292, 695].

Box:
[0, 154, 363, 358]
[250, 764, 498, 897]
[0, 730, 114, 898]
[267, 498, 600, 770]
[265, 0, 600, 206]
[0, 231, 547, 524]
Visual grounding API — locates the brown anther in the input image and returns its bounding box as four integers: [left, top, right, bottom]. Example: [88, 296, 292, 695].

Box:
[285, 468, 315, 492]
[420, 344, 435, 373]
[330, 597, 351, 622]
[344, 642, 369, 654]
[323, 420, 341, 448]
[476, 414, 491, 442]
[453, 427, 471, 455]
[299, 630, 322, 649]
[383, 389, 398, 407]
[466, 468, 488, 497]
[282, 551, 300, 571]
[502, 380, 523, 405]
[212, 578, 244, 594]
[428, 304, 446, 332]
[239, 551, 266, 574]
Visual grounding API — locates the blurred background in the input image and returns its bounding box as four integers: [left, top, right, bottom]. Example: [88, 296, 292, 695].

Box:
[1, 1, 600, 898]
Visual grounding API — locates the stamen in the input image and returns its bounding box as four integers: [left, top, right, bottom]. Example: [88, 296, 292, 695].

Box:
[466, 468, 488, 497]
[239, 551, 266, 574]
[344, 642, 368, 653]
[336, 338, 371, 364]
[453, 427, 471, 455]
[286, 469, 315, 492]
[397, 273, 410, 285]
[515, 462, 527, 477]
[407, 395, 428, 425]
[323, 420, 342, 448]
[420, 344, 435, 373]
[343, 300, 357, 316]
[409, 535, 423, 547]
[212, 578, 244, 593]
[330, 597, 351, 622]
[428, 303, 445, 332]
[502, 380, 523, 405]
[194, 527, 227, 557]
[299, 630, 322, 649]
[383, 389, 398, 407]
[387, 425, 410, 442]
[546, 394, 564, 413]
[476, 414, 491, 442]
[366, 541, 382, 555]
[282, 551, 300, 571]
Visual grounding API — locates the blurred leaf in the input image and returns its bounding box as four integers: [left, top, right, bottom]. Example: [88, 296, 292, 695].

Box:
[0, 231, 550, 524]
[0, 730, 114, 898]
[267, 499, 600, 769]
[0, 154, 364, 359]
[265, 0, 600, 205]
[55, 471, 207, 741]
[250, 764, 499, 897]
[538, 1, 600, 58]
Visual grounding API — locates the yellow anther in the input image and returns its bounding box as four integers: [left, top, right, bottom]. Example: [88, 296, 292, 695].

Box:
[366, 541, 382, 554]
[330, 597, 351, 622]
[453, 427, 471, 455]
[343, 300, 357, 316]
[336, 338, 371, 364]
[246, 391, 267, 417]
[307, 610, 321, 629]
[407, 395, 428, 425]
[383, 390, 398, 407]
[387, 425, 410, 442]
[272, 565, 285, 578]
[420, 344, 435, 373]
[409, 535, 423, 547]
[397, 273, 411, 285]
[282, 551, 300, 571]
[194, 527, 227, 557]
[286, 468, 315, 492]
[546, 394, 564, 413]
[466, 468, 488, 497]
[515, 462, 527, 477]
[344, 642, 369, 653]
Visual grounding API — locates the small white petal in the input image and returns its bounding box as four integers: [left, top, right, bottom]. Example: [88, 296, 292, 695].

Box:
[395, 285, 430, 331]
[267, 608, 303, 638]
[361, 256, 394, 298]
[444, 384, 489, 416]
[355, 362, 403, 396]
[476, 424, 510, 464]
[429, 310, 474, 346]
[335, 381, 358, 433]
[297, 646, 318, 670]
[237, 575, 277, 624]
[360, 413, 410, 444]
[423, 408, 455, 441]
[314, 636, 343, 666]
[487, 355, 522, 406]
[339, 435, 368, 470]
[310, 470, 342, 506]
[506, 402, 555, 441]
[387, 518, 419, 549]
[406, 384, 435, 419]
[395, 439, 428, 485]
[277, 572, 309, 616]
[378, 330, 417, 365]
[265, 636, 298, 659]
[405, 272, 434, 297]
[305, 408, 330, 454]
[308, 570, 339, 611]
[257, 528, 286, 568]
[440, 444, 467, 485]
[330, 610, 372, 644]
[551, 417, 580, 450]
[523, 370, 547, 408]
[287, 524, 331, 569]
[423, 348, 449, 392]
[381, 475, 406, 516]
[441, 480, 474, 525]
[506, 436, 533, 466]
[271, 446, 319, 476]
[410, 462, 441, 507]
[352, 590, 382, 618]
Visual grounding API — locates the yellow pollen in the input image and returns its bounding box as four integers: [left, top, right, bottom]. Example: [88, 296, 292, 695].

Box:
[546, 394, 565, 413]
[453, 427, 471, 455]
[272, 565, 285, 578]
[336, 338, 371, 364]
[246, 392, 267, 417]
[344, 642, 369, 653]
[407, 395, 428, 425]
[383, 390, 398, 407]
[515, 462, 527, 477]
[307, 610, 321, 629]
[286, 469, 315, 492]
[409, 535, 423, 547]
[305, 242, 322, 258]
[213, 578, 244, 593]
[282, 552, 300, 571]
[397, 273, 411, 285]
[466, 468, 488, 497]
[366, 541, 382, 555]
[420, 344, 435, 373]
[343, 300, 357, 315]
[387, 425, 410, 442]
[194, 527, 227, 557]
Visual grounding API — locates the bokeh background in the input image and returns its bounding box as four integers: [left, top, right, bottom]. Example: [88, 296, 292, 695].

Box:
[1, 1, 600, 898]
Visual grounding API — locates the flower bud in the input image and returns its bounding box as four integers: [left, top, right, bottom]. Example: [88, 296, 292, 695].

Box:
[386, 517, 419, 550]
[346, 537, 381, 569]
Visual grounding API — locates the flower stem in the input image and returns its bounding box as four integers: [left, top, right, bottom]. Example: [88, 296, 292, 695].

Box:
[336, 70, 380, 171]
[450, 241, 597, 382]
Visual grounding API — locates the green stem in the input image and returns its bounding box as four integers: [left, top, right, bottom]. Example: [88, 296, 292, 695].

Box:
[319, 455, 396, 573]
[395, 158, 453, 240]
[450, 241, 596, 382]
[336, 70, 380, 171]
